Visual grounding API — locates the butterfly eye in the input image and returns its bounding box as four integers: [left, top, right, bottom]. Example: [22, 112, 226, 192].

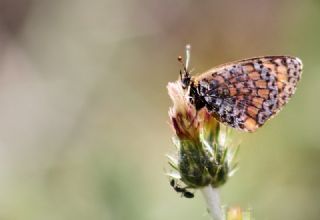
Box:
[181, 76, 191, 89]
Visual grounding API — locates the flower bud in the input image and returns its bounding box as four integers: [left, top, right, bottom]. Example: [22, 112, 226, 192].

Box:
[167, 81, 239, 189]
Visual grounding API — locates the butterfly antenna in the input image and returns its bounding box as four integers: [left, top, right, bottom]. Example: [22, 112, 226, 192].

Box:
[177, 44, 191, 71]
[177, 56, 186, 71]
[185, 44, 191, 71]
[178, 44, 192, 89]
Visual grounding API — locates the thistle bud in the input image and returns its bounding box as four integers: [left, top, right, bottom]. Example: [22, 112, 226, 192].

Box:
[167, 81, 239, 190]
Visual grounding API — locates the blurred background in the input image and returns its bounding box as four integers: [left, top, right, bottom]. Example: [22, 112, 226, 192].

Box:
[0, 0, 319, 219]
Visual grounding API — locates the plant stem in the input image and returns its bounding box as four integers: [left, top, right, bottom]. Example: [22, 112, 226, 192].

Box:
[201, 185, 222, 220]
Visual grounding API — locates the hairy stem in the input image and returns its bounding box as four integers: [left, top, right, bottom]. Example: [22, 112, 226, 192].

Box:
[201, 186, 222, 220]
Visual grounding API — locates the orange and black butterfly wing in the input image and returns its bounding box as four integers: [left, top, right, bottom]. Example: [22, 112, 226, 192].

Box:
[193, 56, 302, 132]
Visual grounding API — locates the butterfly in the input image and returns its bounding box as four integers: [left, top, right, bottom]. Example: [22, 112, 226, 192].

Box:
[179, 55, 303, 132]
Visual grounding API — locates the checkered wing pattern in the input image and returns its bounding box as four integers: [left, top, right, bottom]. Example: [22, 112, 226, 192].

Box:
[194, 56, 303, 132]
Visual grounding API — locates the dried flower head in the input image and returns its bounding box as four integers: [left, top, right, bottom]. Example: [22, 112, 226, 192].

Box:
[167, 80, 239, 189]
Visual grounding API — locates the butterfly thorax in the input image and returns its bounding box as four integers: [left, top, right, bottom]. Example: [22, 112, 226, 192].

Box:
[189, 78, 237, 126]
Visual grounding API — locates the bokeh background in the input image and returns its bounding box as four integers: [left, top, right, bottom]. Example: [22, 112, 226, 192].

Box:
[0, 0, 319, 219]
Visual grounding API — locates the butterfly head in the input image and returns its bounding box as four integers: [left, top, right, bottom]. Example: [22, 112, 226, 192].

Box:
[180, 69, 191, 89]
[178, 55, 191, 89]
